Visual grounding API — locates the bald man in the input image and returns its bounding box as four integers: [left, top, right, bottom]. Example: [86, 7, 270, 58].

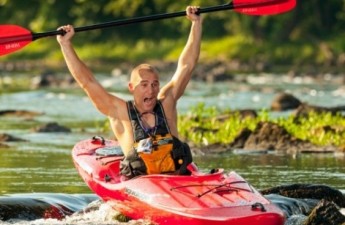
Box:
[57, 6, 202, 178]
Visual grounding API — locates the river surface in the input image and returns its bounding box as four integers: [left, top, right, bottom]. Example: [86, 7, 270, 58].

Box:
[0, 72, 344, 224]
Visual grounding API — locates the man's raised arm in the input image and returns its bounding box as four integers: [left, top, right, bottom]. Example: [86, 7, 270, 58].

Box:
[57, 25, 120, 116]
[160, 6, 202, 102]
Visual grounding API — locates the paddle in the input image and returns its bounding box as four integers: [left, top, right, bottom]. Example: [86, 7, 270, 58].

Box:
[0, 0, 296, 56]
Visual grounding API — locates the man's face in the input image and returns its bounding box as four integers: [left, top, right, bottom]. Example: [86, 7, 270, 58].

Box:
[129, 68, 160, 112]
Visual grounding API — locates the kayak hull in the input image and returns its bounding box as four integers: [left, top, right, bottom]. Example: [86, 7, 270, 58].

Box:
[72, 138, 286, 225]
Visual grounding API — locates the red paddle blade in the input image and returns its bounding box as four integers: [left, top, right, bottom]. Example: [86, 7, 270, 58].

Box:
[234, 0, 296, 15]
[0, 25, 33, 56]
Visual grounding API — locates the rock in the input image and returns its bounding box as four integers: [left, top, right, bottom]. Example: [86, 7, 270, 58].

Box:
[193, 143, 229, 154]
[229, 128, 252, 149]
[0, 110, 42, 118]
[239, 121, 339, 153]
[0, 133, 26, 142]
[33, 122, 71, 133]
[0, 197, 55, 221]
[271, 92, 302, 111]
[260, 184, 345, 208]
[193, 118, 341, 154]
[192, 61, 235, 82]
[294, 103, 345, 117]
[205, 65, 233, 83]
[215, 109, 257, 122]
[31, 71, 75, 89]
[241, 121, 302, 151]
[262, 184, 345, 225]
[304, 199, 345, 225]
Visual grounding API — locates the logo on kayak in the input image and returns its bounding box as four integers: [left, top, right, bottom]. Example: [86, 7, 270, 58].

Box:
[125, 187, 170, 202]
[5, 43, 21, 50]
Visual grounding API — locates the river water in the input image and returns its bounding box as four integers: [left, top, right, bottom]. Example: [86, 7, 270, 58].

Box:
[0, 72, 344, 224]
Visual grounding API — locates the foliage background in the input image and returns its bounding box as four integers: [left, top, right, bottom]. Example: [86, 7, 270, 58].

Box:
[1, 0, 345, 71]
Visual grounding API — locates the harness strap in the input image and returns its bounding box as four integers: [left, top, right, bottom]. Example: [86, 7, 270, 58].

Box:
[121, 100, 193, 178]
[126, 100, 171, 142]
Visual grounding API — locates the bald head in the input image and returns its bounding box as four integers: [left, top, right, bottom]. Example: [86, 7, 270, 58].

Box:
[130, 64, 159, 84]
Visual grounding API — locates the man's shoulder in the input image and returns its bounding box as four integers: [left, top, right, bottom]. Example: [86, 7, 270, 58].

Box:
[104, 97, 129, 119]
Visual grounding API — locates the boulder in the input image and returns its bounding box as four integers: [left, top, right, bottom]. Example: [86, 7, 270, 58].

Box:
[294, 103, 345, 117]
[231, 122, 339, 153]
[304, 199, 345, 225]
[261, 184, 345, 208]
[271, 92, 302, 111]
[0, 133, 26, 142]
[0, 110, 42, 118]
[32, 122, 71, 133]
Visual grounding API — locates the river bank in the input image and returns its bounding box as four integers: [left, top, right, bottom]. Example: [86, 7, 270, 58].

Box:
[1, 59, 345, 80]
[1, 62, 345, 152]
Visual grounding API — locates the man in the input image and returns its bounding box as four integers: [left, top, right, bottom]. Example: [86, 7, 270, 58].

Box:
[57, 6, 202, 178]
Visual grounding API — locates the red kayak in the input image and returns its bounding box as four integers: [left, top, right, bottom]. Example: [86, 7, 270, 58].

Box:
[72, 137, 286, 225]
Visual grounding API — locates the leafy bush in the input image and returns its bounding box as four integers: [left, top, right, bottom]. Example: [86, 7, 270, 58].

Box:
[178, 103, 345, 148]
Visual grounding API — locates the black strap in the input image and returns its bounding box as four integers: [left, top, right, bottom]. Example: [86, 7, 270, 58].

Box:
[126, 100, 171, 142]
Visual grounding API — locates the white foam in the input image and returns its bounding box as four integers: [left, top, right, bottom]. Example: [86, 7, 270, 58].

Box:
[340, 208, 345, 216]
[0, 202, 151, 225]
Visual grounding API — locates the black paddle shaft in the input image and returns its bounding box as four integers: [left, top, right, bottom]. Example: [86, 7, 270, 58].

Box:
[31, 0, 286, 40]
[32, 2, 234, 40]
[32, 0, 289, 41]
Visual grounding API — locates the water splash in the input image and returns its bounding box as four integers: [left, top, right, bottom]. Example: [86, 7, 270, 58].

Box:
[0, 194, 151, 225]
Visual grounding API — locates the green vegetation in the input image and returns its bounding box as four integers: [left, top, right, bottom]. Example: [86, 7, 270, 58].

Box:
[276, 112, 345, 147]
[178, 103, 345, 148]
[178, 103, 262, 145]
[1, 0, 345, 71]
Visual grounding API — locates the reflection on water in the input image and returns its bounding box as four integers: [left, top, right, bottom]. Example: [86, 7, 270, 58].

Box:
[1, 143, 344, 194]
[0, 144, 90, 194]
[194, 153, 345, 191]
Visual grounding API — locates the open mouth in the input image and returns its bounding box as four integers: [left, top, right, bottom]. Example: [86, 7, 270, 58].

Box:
[144, 97, 153, 102]
[144, 97, 155, 105]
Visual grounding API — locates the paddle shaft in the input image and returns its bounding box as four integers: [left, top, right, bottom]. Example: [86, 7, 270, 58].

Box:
[32, 0, 285, 40]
